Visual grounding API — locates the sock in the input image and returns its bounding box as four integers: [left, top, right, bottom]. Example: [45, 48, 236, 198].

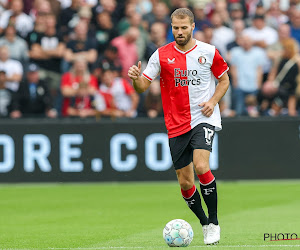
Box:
[198, 170, 218, 225]
[181, 185, 208, 225]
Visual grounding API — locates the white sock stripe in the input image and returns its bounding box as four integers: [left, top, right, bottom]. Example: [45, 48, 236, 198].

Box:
[199, 177, 215, 186]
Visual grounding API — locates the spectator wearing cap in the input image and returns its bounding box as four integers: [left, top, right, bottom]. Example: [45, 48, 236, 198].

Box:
[0, 24, 29, 65]
[0, 45, 23, 92]
[63, 19, 98, 72]
[29, 13, 65, 100]
[10, 63, 57, 119]
[0, 0, 34, 38]
[0, 70, 14, 118]
[98, 67, 139, 118]
[60, 57, 98, 117]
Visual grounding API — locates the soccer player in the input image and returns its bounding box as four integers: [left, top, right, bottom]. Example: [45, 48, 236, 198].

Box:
[128, 8, 229, 245]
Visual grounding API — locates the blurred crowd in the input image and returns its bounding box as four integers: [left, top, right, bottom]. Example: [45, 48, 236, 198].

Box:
[1, 0, 300, 119]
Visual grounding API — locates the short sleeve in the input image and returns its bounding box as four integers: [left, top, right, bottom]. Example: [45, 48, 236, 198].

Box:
[211, 49, 229, 79]
[142, 50, 160, 82]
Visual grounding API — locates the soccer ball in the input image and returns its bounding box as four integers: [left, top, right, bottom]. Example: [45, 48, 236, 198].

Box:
[163, 219, 194, 247]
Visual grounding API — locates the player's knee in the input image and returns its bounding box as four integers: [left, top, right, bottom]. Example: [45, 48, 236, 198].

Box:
[178, 178, 194, 190]
[194, 162, 210, 175]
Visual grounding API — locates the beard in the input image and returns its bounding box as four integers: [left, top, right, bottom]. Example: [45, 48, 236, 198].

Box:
[174, 31, 192, 46]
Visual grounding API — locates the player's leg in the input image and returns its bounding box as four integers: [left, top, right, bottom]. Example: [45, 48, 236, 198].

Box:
[193, 149, 220, 245]
[190, 123, 220, 245]
[175, 162, 208, 226]
[169, 132, 208, 226]
[193, 149, 218, 225]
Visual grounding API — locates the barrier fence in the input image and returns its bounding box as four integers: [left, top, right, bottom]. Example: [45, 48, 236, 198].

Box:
[0, 117, 300, 182]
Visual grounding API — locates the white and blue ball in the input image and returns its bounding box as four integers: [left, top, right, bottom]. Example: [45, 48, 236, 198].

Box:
[163, 219, 193, 247]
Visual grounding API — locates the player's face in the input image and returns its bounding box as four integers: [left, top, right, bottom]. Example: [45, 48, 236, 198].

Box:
[172, 17, 195, 46]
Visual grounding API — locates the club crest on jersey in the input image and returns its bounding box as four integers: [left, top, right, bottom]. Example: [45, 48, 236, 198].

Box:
[167, 58, 175, 64]
[198, 56, 206, 64]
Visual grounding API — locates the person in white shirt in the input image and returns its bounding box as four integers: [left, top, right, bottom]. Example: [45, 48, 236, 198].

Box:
[0, 0, 34, 38]
[0, 45, 23, 92]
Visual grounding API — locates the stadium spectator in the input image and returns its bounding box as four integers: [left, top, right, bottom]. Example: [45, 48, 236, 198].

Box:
[59, 0, 82, 34]
[143, 1, 171, 31]
[210, 12, 235, 56]
[262, 38, 299, 116]
[169, 0, 189, 14]
[265, 1, 289, 30]
[0, 45, 23, 92]
[61, 57, 98, 117]
[26, 8, 47, 48]
[192, 2, 211, 31]
[29, 0, 52, 20]
[111, 26, 139, 80]
[65, 81, 96, 118]
[243, 14, 278, 79]
[243, 14, 278, 49]
[125, 12, 149, 60]
[214, 0, 231, 27]
[0, 0, 34, 38]
[29, 13, 65, 95]
[10, 63, 57, 118]
[93, 45, 122, 80]
[63, 19, 98, 72]
[0, 70, 14, 118]
[91, 0, 120, 26]
[0, 24, 29, 65]
[290, 8, 300, 45]
[226, 19, 245, 55]
[99, 68, 139, 118]
[144, 79, 162, 118]
[230, 34, 265, 116]
[267, 23, 291, 66]
[94, 10, 119, 55]
[144, 22, 167, 61]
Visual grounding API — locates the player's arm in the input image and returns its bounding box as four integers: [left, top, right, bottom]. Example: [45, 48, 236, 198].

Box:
[128, 61, 151, 93]
[199, 72, 230, 117]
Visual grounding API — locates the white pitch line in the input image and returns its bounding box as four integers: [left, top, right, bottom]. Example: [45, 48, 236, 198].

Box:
[47, 245, 300, 249]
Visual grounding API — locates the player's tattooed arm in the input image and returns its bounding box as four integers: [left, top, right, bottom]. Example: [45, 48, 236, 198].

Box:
[128, 61, 151, 93]
[199, 72, 230, 117]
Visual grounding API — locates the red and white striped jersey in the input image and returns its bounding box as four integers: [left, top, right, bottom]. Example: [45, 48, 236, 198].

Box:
[142, 40, 229, 138]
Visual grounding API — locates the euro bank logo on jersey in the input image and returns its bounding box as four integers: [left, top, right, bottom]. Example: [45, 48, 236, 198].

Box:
[174, 68, 201, 87]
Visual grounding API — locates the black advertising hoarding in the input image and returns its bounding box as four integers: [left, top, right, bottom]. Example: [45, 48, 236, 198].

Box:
[0, 117, 300, 182]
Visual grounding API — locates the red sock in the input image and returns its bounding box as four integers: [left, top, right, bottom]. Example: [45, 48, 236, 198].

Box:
[181, 185, 196, 199]
[197, 170, 215, 185]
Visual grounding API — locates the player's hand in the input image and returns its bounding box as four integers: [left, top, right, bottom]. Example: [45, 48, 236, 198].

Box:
[199, 101, 215, 117]
[128, 61, 141, 80]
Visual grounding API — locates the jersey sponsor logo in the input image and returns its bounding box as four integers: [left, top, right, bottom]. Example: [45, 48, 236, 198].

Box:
[174, 68, 201, 87]
[198, 56, 207, 64]
[167, 58, 175, 64]
[203, 187, 215, 195]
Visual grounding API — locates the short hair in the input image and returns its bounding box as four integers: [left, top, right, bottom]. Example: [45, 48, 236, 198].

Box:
[171, 8, 194, 24]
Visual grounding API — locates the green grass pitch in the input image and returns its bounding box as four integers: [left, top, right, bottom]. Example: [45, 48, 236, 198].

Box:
[0, 180, 299, 249]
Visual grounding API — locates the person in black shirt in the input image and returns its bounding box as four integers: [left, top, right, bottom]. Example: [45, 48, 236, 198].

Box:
[10, 63, 57, 118]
